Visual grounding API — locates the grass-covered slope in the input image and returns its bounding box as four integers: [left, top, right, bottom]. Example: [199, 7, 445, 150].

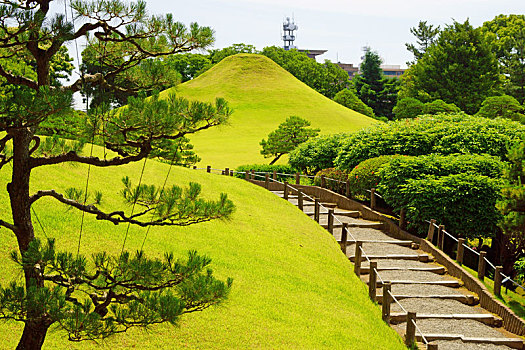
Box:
[0, 150, 402, 349]
[165, 54, 377, 168]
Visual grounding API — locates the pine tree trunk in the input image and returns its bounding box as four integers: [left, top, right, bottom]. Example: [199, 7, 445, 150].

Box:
[9, 128, 52, 350]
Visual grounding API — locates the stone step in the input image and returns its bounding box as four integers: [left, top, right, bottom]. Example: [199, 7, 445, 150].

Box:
[376, 294, 479, 306]
[345, 240, 415, 247]
[417, 335, 524, 350]
[350, 254, 433, 263]
[325, 222, 384, 230]
[389, 313, 502, 327]
[305, 210, 360, 218]
[371, 280, 461, 288]
[360, 266, 447, 275]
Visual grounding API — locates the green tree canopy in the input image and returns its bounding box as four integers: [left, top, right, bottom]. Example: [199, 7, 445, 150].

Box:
[260, 116, 320, 165]
[476, 95, 525, 122]
[405, 20, 440, 63]
[400, 20, 502, 114]
[333, 89, 375, 118]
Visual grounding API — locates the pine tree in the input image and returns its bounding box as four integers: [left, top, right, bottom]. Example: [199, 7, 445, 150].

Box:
[0, 1, 235, 348]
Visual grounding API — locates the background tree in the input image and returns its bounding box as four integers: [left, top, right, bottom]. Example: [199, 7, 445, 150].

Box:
[333, 89, 375, 118]
[482, 15, 525, 104]
[392, 97, 424, 119]
[260, 116, 319, 164]
[422, 99, 461, 115]
[400, 20, 502, 114]
[353, 48, 400, 120]
[405, 21, 440, 63]
[261, 46, 349, 98]
[208, 43, 258, 64]
[0, 1, 236, 348]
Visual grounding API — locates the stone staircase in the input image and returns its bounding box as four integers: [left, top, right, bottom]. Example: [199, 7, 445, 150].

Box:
[271, 189, 525, 350]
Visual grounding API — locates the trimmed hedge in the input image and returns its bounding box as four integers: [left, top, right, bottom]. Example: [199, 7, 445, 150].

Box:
[234, 164, 296, 182]
[288, 133, 348, 174]
[389, 173, 502, 239]
[335, 114, 525, 170]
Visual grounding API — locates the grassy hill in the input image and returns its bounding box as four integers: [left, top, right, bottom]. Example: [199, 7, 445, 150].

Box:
[164, 54, 377, 168]
[0, 148, 403, 349]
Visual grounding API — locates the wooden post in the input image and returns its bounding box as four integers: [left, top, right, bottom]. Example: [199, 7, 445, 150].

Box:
[437, 225, 444, 249]
[244, 171, 249, 180]
[314, 198, 320, 223]
[193, 165, 197, 169]
[264, 173, 269, 189]
[230, 170, 234, 176]
[206, 165, 211, 173]
[321, 175, 326, 188]
[250, 170, 255, 180]
[382, 282, 391, 323]
[456, 238, 465, 265]
[354, 241, 363, 276]
[399, 208, 406, 230]
[225, 167, 229, 176]
[405, 312, 417, 346]
[221, 170, 225, 175]
[340, 223, 348, 254]
[345, 180, 350, 197]
[494, 266, 503, 297]
[370, 188, 376, 209]
[427, 219, 436, 241]
[369, 261, 377, 301]
[273, 170, 277, 181]
[297, 190, 304, 211]
[295, 172, 300, 185]
[284, 182, 289, 200]
[328, 209, 334, 234]
[427, 343, 438, 350]
[439, 225, 445, 250]
[478, 251, 487, 281]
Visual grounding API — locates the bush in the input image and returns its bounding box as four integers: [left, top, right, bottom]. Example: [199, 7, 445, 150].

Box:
[313, 168, 349, 192]
[393, 97, 424, 119]
[348, 156, 398, 199]
[234, 164, 296, 182]
[288, 133, 348, 174]
[422, 99, 461, 114]
[476, 95, 525, 123]
[333, 89, 375, 118]
[386, 173, 502, 239]
[335, 114, 525, 170]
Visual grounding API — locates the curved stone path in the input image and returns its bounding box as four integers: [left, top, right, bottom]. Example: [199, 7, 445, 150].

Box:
[270, 190, 524, 350]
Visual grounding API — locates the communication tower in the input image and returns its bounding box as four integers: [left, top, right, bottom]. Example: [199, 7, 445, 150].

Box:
[282, 17, 298, 50]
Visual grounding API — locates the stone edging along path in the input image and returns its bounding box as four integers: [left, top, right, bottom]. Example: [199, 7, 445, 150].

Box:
[246, 179, 525, 350]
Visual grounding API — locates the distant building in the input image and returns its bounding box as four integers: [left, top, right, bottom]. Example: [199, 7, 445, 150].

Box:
[336, 62, 406, 80]
[336, 63, 359, 79]
[298, 49, 327, 59]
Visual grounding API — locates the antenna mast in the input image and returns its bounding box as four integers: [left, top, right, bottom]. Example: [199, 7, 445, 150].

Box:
[282, 17, 298, 50]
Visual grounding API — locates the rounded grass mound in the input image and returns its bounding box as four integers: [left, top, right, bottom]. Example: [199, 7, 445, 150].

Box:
[165, 54, 378, 168]
[0, 149, 403, 349]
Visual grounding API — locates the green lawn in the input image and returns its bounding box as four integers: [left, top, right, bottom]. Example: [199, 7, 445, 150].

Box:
[0, 147, 403, 349]
[163, 54, 377, 168]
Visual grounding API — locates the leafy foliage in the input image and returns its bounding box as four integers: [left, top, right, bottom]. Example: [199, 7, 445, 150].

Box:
[348, 155, 399, 199]
[335, 114, 525, 170]
[208, 43, 258, 64]
[288, 134, 348, 175]
[261, 46, 349, 98]
[400, 20, 502, 114]
[333, 89, 375, 118]
[422, 99, 461, 114]
[260, 116, 319, 165]
[1, 239, 232, 341]
[476, 95, 525, 122]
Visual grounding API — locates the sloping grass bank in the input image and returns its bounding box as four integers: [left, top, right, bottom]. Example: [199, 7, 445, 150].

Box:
[164, 54, 377, 168]
[0, 149, 403, 349]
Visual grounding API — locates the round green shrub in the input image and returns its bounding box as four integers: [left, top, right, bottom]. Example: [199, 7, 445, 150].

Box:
[348, 155, 397, 199]
[234, 164, 296, 182]
[393, 97, 424, 119]
[476, 95, 525, 122]
[422, 99, 461, 114]
[333, 89, 375, 118]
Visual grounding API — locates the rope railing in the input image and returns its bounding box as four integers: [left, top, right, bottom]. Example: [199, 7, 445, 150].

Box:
[412, 318, 430, 346]
[388, 290, 408, 314]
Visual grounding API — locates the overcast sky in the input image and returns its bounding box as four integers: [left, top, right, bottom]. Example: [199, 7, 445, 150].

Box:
[143, 0, 524, 68]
